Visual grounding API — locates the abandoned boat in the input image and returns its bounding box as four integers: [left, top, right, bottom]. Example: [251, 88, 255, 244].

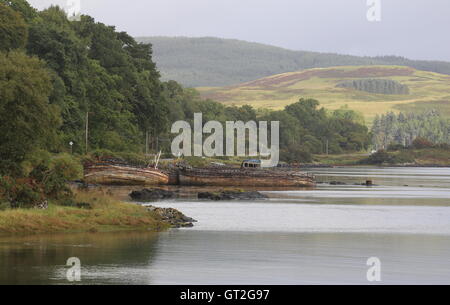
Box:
[84, 162, 169, 186]
[178, 160, 315, 187]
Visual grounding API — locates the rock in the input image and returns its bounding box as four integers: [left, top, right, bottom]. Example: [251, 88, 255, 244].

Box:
[329, 181, 347, 185]
[198, 191, 268, 201]
[130, 188, 177, 201]
[147, 206, 197, 228]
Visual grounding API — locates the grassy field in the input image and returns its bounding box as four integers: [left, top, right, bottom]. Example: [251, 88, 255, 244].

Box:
[198, 65, 450, 123]
[0, 190, 169, 235]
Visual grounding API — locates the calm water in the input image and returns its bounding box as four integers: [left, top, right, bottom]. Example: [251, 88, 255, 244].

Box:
[1, 167, 450, 285]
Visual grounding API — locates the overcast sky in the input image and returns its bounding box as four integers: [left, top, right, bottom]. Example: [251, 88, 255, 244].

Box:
[28, 0, 450, 62]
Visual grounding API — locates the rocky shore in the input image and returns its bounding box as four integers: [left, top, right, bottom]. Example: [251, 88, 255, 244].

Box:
[198, 191, 268, 201]
[130, 188, 178, 201]
[130, 188, 269, 202]
[147, 206, 197, 228]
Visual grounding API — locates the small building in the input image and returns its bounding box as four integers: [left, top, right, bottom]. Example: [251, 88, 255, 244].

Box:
[241, 159, 262, 169]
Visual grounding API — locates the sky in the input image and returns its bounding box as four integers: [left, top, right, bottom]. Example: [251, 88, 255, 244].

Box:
[28, 0, 450, 62]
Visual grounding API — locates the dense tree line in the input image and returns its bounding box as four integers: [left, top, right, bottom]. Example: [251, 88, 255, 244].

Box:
[371, 111, 450, 149]
[139, 36, 450, 87]
[337, 79, 409, 95]
[263, 99, 370, 162]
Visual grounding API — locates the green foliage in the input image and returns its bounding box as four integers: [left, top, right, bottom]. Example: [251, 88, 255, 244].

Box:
[0, 2, 28, 51]
[29, 153, 83, 200]
[0, 176, 45, 208]
[262, 98, 370, 159]
[362, 150, 393, 165]
[0, 51, 58, 165]
[371, 111, 450, 149]
[184, 157, 209, 168]
[280, 145, 312, 163]
[391, 151, 415, 164]
[138, 36, 450, 87]
[337, 79, 409, 95]
[0, 0, 37, 21]
[412, 137, 435, 149]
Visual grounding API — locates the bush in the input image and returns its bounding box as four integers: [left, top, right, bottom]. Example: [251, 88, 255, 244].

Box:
[412, 137, 434, 149]
[30, 153, 83, 200]
[87, 149, 151, 167]
[363, 150, 392, 165]
[434, 143, 450, 150]
[387, 143, 406, 152]
[391, 151, 415, 164]
[184, 156, 209, 168]
[281, 145, 313, 163]
[0, 201, 11, 211]
[0, 176, 45, 208]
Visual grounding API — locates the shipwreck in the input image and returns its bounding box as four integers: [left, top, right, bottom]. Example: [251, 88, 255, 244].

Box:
[178, 160, 315, 187]
[84, 162, 169, 186]
[84, 159, 315, 187]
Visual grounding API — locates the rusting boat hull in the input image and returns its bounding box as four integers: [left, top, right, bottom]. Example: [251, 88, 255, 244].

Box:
[179, 168, 315, 187]
[84, 164, 169, 186]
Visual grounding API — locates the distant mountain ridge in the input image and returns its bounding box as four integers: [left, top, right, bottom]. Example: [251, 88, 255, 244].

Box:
[136, 36, 450, 87]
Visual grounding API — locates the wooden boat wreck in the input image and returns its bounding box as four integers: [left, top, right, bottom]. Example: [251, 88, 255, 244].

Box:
[178, 167, 315, 187]
[83, 159, 315, 187]
[84, 163, 169, 186]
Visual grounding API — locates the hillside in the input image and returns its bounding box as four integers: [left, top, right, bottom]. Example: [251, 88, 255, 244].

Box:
[136, 36, 450, 87]
[198, 66, 450, 123]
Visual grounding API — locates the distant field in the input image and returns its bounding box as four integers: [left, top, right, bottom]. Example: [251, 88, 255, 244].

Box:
[198, 65, 450, 123]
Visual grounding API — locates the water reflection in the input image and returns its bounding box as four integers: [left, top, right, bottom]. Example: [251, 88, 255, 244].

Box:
[0, 231, 159, 285]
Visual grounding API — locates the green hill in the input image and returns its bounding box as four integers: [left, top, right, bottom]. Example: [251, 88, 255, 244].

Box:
[197, 66, 450, 123]
[136, 36, 450, 87]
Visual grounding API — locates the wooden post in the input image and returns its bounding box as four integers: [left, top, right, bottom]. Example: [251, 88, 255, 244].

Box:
[145, 130, 149, 155]
[85, 112, 89, 154]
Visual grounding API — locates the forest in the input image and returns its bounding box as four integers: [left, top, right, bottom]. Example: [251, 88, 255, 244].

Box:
[337, 79, 410, 95]
[371, 111, 450, 149]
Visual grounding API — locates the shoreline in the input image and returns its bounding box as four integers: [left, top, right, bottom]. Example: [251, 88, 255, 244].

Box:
[0, 190, 196, 236]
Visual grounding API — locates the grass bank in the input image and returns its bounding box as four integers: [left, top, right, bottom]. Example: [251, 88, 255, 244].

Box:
[313, 153, 369, 166]
[0, 190, 170, 235]
[313, 148, 450, 167]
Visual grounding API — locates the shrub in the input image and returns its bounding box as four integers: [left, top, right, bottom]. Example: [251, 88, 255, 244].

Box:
[387, 143, 406, 152]
[29, 153, 83, 200]
[281, 145, 313, 163]
[412, 137, 434, 149]
[87, 149, 151, 167]
[434, 143, 450, 150]
[184, 156, 209, 168]
[391, 151, 415, 164]
[0, 176, 45, 208]
[363, 150, 392, 165]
